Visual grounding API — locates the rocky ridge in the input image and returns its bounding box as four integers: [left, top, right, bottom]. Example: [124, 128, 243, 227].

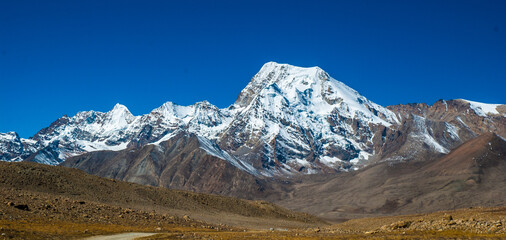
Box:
[270, 132, 506, 220]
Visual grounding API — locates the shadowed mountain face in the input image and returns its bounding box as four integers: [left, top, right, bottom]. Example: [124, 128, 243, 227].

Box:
[62, 133, 270, 200]
[270, 133, 506, 221]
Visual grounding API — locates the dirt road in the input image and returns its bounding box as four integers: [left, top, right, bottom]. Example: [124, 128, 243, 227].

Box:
[83, 232, 157, 240]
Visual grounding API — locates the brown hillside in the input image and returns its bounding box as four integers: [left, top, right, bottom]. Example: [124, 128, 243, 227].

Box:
[424, 132, 504, 175]
[0, 161, 322, 232]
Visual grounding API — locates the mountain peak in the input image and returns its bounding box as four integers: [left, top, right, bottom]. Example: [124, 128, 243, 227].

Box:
[259, 62, 322, 72]
[194, 100, 212, 106]
[233, 62, 395, 124]
[152, 101, 175, 113]
[110, 103, 130, 113]
[256, 62, 324, 83]
[104, 103, 135, 128]
[234, 62, 326, 108]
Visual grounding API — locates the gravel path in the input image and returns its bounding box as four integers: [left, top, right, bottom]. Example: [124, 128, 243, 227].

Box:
[83, 232, 157, 240]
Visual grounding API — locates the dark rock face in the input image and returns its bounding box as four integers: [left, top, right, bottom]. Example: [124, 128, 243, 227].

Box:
[388, 99, 506, 138]
[375, 99, 506, 163]
[32, 116, 70, 141]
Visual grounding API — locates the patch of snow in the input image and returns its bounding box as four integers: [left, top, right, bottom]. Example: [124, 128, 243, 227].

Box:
[287, 158, 312, 167]
[380, 156, 408, 163]
[460, 99, 502, 117]
[456, 117, 470, 129]
[412, 115, 449, 154]
[78, 140, 129, 152]
[151, 131, 181, 145]
[423, 133, 449, 154]
[20, 138, 37, 145]
[350, 151, 373, 164]
[319, 156, 342, 166]
[197, 136, 259, 176]
[10, 156, 23, 162]
[445, 122, 460, 141]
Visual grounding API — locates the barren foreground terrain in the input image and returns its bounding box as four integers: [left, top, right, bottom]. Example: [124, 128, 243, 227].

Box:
[0, 161, 319, 239]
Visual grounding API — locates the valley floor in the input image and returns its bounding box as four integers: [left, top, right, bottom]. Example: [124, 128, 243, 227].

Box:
[0, 205, 504, 239]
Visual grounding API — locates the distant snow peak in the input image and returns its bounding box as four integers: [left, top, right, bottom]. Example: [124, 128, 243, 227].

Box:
[108, 103, 134, 120]
[111, 103, 129, 112]
[151, 101, 180, 119]
[103, 103, 136, 131]
[0, 132, 19, 141]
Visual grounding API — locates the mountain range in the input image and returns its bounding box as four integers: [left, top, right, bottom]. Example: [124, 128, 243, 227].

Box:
[1, 62, 505, 218]
[2, 62, 504, 169]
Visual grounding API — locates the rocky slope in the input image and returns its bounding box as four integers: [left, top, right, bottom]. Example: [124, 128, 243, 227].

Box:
[1, 62, 505, 178]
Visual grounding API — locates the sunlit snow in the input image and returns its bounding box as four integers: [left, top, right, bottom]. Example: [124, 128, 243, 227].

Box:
[461, 99, 502, 117]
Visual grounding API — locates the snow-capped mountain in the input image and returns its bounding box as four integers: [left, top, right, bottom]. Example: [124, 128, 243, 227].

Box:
[1, 62, 505, 177]
[17, 100, 233, 165]
[218, 62, 399, 175]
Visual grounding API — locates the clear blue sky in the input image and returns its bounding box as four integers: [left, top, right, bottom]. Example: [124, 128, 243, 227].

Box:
[1, 0, 505, 138]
